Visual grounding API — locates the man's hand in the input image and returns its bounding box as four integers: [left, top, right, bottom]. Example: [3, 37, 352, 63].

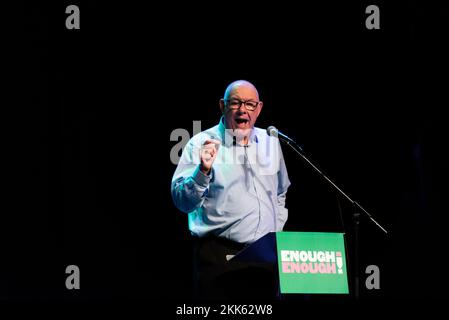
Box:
[199, 139, 220, 175]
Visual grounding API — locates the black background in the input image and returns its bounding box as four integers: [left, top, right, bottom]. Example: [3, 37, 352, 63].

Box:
[6, 0, 449, 307]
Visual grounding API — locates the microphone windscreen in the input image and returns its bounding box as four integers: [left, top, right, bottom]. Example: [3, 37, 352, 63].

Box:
[267, 126, 278, 137]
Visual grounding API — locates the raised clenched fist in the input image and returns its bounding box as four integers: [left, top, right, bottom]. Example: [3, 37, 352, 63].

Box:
[199, 139, 221, 175]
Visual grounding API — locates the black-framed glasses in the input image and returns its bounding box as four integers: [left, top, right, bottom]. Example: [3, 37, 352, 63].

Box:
[225, 98, 260, 111]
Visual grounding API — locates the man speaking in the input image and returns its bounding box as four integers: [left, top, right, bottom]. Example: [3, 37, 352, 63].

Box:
[171, 80, 291, 299]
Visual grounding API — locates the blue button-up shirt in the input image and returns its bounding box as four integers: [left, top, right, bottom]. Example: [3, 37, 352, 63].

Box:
[171, 117, 291, 244]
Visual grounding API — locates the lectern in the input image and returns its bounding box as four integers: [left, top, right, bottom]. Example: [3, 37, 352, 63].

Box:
[232, 231, 349, 295]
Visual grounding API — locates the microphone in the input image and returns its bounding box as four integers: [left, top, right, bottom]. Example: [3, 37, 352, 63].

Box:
[267, 126, 297, 144]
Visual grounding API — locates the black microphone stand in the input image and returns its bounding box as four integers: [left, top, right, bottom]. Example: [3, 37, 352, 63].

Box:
[279, 137, 388, 300]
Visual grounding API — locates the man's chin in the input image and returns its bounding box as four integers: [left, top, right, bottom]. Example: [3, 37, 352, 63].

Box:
[233, 128, 252, 138]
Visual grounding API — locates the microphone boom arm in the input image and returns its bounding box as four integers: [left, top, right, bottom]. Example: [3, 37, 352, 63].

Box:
[283, 139, 388, 234]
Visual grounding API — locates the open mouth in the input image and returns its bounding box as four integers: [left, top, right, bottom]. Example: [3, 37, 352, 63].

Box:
[235, 118, 249, 125]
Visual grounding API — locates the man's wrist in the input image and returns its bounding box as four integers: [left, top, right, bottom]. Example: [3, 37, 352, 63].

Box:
[193, 164, 212, 188]
[199, 164, 211, 176]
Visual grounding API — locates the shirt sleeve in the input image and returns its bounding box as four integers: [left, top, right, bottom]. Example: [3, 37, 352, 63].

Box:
[171, 139, 213, 213]
[276, 143, 291, 230]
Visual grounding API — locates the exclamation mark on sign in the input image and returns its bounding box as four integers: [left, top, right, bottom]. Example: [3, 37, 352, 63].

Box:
[336, 252, 343, 274]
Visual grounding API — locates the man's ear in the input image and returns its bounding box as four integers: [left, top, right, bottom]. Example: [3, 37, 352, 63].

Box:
[219, 99, 225, 114]
[256, 101, 263, 117]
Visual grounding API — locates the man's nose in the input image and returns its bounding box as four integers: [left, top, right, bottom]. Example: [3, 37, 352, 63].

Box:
[237, 103, 247, 113]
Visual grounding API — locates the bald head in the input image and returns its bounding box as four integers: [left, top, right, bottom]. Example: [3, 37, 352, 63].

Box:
[219, 80, 263, 141]
[223, 80, 260, 101]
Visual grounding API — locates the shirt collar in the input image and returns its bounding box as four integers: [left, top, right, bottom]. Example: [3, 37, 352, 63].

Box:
[218, 116, 258, 147]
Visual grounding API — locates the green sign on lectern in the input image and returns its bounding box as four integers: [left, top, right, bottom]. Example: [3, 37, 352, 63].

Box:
[276, 232, 349, 294]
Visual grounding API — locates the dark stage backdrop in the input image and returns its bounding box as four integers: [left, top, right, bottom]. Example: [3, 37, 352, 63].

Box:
[5, 1, 448, 305]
